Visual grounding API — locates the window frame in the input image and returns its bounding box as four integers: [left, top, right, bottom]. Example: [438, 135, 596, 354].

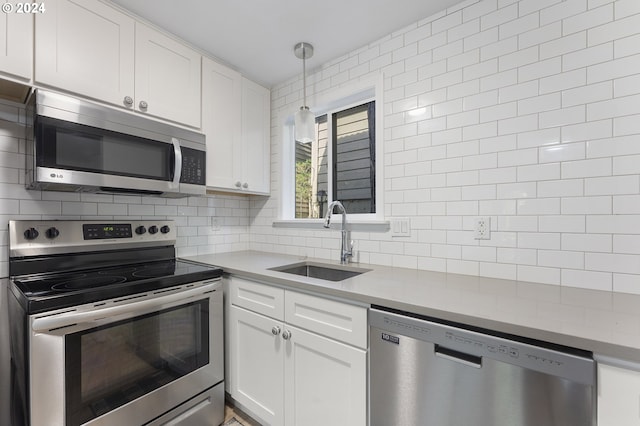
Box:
[280, 75, 384, 224]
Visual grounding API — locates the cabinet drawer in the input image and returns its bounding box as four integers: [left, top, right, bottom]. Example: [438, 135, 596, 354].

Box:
[285, 291, 367, 349]
[229, 277, 284, 320]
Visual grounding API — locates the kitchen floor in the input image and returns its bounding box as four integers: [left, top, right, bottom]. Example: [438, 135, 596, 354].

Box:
[224, 402, 261, 426]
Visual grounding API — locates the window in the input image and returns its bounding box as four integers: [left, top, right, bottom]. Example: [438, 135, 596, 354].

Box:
[294, 101, 376, 219]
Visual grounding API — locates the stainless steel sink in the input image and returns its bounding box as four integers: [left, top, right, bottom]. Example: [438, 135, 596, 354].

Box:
[269, 261, 369, 282]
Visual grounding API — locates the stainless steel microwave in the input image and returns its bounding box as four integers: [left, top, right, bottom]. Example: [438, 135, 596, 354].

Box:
[25, 90, 206, 198]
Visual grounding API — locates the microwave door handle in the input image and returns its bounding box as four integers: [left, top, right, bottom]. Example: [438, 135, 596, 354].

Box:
[31, 282, 218, 332]
[171, 138, 182, 189]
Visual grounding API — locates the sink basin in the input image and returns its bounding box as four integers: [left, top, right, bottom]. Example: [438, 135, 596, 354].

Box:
[269, 262, 369, 282]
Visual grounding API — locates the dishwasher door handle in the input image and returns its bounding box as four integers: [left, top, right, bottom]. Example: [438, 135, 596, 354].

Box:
[435, 345, 482, 369]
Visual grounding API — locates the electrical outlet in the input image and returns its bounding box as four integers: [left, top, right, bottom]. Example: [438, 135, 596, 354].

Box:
[474, 217, 491, 240]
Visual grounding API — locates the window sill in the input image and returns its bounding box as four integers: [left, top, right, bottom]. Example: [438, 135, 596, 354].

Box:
[272, 219, 390, 232]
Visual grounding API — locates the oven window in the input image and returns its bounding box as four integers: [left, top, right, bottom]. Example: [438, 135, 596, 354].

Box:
[64, 300, 209, 426]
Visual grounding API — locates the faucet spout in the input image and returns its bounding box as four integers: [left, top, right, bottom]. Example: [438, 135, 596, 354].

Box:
[323, 201, 353, 264]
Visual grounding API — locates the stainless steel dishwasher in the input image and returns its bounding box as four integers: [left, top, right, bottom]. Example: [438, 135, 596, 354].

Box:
[369, 307, 596, 426]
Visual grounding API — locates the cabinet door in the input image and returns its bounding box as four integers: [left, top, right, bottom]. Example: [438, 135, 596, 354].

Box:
[598, 362, 640, 426]
[0, 13, 32, 80]
[241, 77, 271, 194]
[202, 57, 242, 190]
[35, 0, 134, 106]
[135, 23, 201, 128]
[229, 305, 284, 426]
[284, 325, 366, 426]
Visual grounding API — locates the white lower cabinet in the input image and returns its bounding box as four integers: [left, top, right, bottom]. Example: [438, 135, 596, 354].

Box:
[598, 360, 640, 426]
[227, 276, 367, 426]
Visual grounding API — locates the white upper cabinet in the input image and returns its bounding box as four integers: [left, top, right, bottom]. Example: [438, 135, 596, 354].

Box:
[202, 63, 270, 195]
[35, 0, 201, 128]
[134, 23, 201, 128]
[35, 0, 135, 107]
[0, 13, 33, 80]
[241, 77, 271, 195]
[202, 57, 242, 190]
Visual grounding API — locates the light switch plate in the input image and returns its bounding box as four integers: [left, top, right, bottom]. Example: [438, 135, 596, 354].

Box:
[391, 218, 411, 237]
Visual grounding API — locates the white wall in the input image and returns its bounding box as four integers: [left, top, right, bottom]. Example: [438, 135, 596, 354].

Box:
[0, 100, 251, 279]
[253, 0, 640, 293]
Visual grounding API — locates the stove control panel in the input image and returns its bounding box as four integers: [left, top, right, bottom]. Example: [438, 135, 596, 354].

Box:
[9, 220, 176, 257]
[83, 224, 132, 240]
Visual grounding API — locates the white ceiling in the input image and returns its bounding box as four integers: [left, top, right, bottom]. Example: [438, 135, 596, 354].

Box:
[110, 0, 464, 88]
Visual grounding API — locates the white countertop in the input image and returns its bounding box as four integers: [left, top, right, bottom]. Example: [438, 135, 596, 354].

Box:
[184, 250, 640, 364]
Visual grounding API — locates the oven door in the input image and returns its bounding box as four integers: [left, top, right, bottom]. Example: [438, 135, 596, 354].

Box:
[28, 280, 223, 426]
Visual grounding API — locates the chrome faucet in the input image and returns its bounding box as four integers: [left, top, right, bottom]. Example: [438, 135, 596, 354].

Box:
[324, 200, 353, 264]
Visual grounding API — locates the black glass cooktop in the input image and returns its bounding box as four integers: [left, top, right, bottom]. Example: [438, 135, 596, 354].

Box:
[11, 259, 223, 314]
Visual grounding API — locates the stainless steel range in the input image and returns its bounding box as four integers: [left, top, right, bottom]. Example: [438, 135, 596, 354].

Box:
[7, 220, 224, 426]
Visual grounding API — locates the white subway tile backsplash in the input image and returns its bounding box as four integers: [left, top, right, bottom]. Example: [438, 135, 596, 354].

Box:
[517, 198, 560, 214]
[562, 81, 612, 107]
[518, 232, 560, 249]
[587, 94, 640, 121]
[561, 158, 611, 179]
[539, 142, 585, 163]
[587, 135, 640, 158]
[518, 163, 561, 182]
[497, 182, 537, 199]
[587, 12, 640, 46]
[614, 74, 640, 98]
[539, 105, 586, 129]
[542, 0, 588, 24]
[587, 54, 640, 84]
[538, 249, 584, 269]
[585, 175, 640, 195]
[499, 46, 539, 72]
[563, 42, 613, 71]
[518, 265, 561, 285]
[562, 233, 612, 252]
[564, 4, 614, 36]
[562, 269, 612, 291]
[497, 146, 538, 167]
[519, 93, 561, 115]
[519, 22, 562, 49]
[614, 33, 640, 58]
[498, 114, 539, 136]
[539, 215, 586, 232]
[562, 119, 612, 143]
[562, 196, 612, 214]
[613, 194, 640, 214]
[587, 215, 640, 234]
[613, 235, 640, 254]
[586, 252, 640, 274]
[615, 0, 640, 19]
[246, 0, 640, 293]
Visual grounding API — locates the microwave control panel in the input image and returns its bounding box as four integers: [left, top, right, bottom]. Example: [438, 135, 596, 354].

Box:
[180, 147, 205, 185]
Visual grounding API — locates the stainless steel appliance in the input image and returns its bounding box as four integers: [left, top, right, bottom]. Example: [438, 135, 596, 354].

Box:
[369, 307, 596, 426]
[25, 89, 206, 197]
[8, 220, 224, 426]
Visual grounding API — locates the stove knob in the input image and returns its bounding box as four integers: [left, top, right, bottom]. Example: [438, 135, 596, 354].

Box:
[148, 225, 158, 234]
[45, 227, 60, 239]
[24, 228, 39, 240]
[160, 225, 170, 234]
[135, 226, 147, 235]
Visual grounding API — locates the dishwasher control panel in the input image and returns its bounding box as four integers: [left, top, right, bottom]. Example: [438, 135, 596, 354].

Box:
[370, 308, 594, 386]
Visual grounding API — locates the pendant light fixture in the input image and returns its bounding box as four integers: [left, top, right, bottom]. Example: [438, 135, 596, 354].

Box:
[294, 42, 315, 144]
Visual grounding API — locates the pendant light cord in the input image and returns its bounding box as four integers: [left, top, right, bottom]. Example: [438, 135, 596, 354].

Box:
[302, 48, 307, 108]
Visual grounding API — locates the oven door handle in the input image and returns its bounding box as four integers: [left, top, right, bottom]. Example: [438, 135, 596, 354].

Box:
[31, 282, 218, 332]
